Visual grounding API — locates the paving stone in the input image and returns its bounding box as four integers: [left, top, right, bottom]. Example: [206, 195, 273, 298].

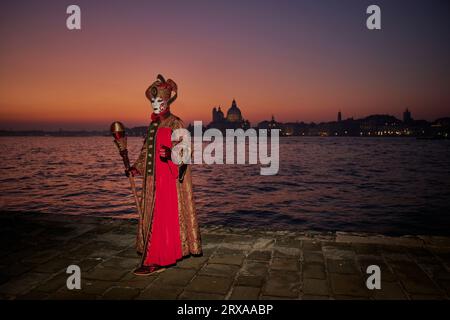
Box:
[84, 266, 129, 281]
[271, 258, 300, 272]
[22, 249, 60, 265]
[202, 234, 225, 245]
[390, 262, 443, 295]
[33, 272, 68, 293]
[0, 262, 33, 277]
[381, 245, 413, 258]
[215, 247, 247, 256]
[252, 238, 276, 250]
[417, 263, 450, 281]
[138, 285, 183, 299]
[327, 259, 360, 274]
[372, 281, 407, 300]
[302, 278, 329, 296]
[301, 294, 330, 300]
[116, 247, 141, 258]
[209, 254, 245, 266]
[94, 233, 135, 247]
[118, 277, 157, 290]
[437, 279, 450, 295]
[407, 247, 437, 263]
[235, 275, 265, 287]
[302, 251, 324, 263]
[200, 247, 217, 257]
[275, 237, 302, 248]
[240, 261, 269, 277]
[302, 262, 326, 279]
[0, 272, 52, 296]
[384, 252, 414, 263]
[0, 249, 37, 265]
[229, 286, 260, 300]
[222, 234, 255, 245]
[120, 271, 159, 283]
[48, 289, 97, 300]
[16, 289, 50, 300]
[334, 295, 367, 300]
[273, 247, 301, 258]
[153, 268, 197, 286]
[410, 294, 447, 300]
[247, 250, 272, 262]
[185, 275, 233, 295]
[322, 244, 356, 260]
[82, 280, 116, 295]
[199, 263, 240, 278]
[89, 248, 123, 259]
[430, 248, 450, 264]
[263, 271, 300, 298]
[3, 212, 450, 301]
[101, 256, 139, 269]
[259, 295, 296, 300]
[77, 257, 104, 272]
[34, 258, 75, 273]
[175, 256, 208, 269]
[329, 274, 369, 297]
[178, 291, 225, 300]
[352, 243, 382, 255]
[102, 286, 140, 299]
[0, 274, 9, 286]
[302, 240, 322, 251]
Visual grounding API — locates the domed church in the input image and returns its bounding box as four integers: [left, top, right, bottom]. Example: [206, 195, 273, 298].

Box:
[226, 99, 243, 122]
[208, 99, 250, 131]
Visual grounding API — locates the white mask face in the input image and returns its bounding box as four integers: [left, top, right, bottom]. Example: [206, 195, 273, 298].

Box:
[151, 97, 166, 114]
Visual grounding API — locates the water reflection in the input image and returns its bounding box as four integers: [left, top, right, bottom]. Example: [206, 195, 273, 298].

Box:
[0, 136, 449, 236]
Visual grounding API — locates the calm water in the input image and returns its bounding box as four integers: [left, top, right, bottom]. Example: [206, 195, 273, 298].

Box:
[1, 136, 449, 236]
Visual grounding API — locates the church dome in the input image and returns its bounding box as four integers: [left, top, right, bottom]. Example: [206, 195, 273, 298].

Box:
[226, 99, 242, 122]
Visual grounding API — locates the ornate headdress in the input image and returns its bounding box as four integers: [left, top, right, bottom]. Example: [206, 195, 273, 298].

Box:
[145, 74, 178, 106]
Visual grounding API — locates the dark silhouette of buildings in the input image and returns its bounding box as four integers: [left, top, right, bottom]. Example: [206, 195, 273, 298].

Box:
[253, 109, 449, 138]
[207, 99, 250, 131]
[1, 107, 448, 139]
[403, 108, 412, 124]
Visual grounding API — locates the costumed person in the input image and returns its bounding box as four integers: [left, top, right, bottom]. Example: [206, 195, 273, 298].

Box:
[127, 74, 202, 275]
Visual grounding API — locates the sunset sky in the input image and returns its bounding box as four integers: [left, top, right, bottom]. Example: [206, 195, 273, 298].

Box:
[1, 0, 449, 130]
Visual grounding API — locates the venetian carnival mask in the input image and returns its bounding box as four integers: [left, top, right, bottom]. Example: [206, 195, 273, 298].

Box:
[151, 97, 165, 114]
[145, 74, 178, 114]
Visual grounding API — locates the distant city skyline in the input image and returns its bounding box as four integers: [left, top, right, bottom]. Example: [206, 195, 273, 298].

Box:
[1, 0, 449, 131]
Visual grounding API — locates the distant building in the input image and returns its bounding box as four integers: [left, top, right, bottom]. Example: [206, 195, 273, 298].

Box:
[403, 108, 413, 124]
[257, 115, 283, 134]
[359, 114, 403, 136]
[337, 111, 342, 122]
[212, 106, 225, 122]
[207, 99, 250, 131]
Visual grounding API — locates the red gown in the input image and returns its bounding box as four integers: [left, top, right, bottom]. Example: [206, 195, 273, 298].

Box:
[143, 127, 182, 266]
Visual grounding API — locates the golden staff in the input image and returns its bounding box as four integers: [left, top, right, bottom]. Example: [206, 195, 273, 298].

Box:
[110, 121, 142, 217]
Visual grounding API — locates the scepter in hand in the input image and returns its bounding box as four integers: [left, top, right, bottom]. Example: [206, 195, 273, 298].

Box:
[110, 121, 142, 217]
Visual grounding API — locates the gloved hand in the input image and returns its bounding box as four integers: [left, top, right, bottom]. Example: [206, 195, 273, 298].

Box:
[159, 145, 171, 162]
[125, 166, 139, 177]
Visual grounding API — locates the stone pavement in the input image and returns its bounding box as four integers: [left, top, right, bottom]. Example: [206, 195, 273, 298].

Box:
[0, 212, 449, 300]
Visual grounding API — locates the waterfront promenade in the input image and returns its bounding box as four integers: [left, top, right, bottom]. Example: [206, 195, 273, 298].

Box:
[0, 212, 449, 300]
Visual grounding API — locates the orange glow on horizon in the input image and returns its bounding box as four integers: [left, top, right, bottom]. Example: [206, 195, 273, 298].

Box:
[1, 1, 449, 130]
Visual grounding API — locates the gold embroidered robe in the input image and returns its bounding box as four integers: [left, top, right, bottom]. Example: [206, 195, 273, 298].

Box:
[132, 113, 202, 259]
